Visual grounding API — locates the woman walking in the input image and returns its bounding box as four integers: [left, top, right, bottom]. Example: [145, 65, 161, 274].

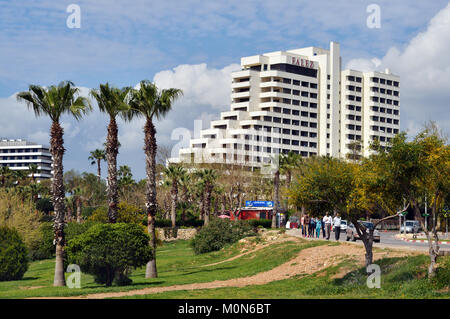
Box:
[316, 217, 322, 238]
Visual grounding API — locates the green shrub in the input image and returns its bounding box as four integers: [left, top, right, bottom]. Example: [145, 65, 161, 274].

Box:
[0, 226, 29, 281]
[66, 223, 152, 286]
[88, 203, 145, 224]
[65, 221, 99, 242]
[36, 197, 54, 215]
[191, 218, 255, 254]
[248, 219, 272, 228]
[153, 218, 204, 228]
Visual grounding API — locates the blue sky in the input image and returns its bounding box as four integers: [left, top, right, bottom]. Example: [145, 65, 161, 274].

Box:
[1, 0, 449, 179]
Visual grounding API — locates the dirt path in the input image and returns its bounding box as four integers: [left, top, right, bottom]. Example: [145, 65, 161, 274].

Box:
[31, 243, 415, 299]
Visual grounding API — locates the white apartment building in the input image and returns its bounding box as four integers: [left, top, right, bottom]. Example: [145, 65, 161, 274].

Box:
[169, 41, 400, 168]
[0, 139, 53, 180]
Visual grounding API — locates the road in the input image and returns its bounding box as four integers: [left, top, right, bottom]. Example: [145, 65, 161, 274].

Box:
[286, 228, 450, 253]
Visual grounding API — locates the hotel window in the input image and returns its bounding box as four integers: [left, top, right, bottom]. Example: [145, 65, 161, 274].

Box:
[301, 141, 308, 147]
[356, 125, 362, 131]
[380, 107, 385, 113]
[292, 140, 299, 146]
[356, 106, 361, 111]
[310, 103, 317, 108]
[301, 111, 308, 117]
[310, 113, 317, 118]
[387, 80, 392, 85]
[293, 90, 300, 95]
[282, 139, 290, 145]
[292, 120, 299, 126]
[380, 78, 386, 84]
[283, 108, 291, 114]
[393, 100, 399, 106]
[310, 83, 317, 89]
[372, 97, 379, 102]
[356, 77, 362, 83]
[301, 131, 308, 137]
[283, 78, 291, 84]
[283, 118, 291, 125]
[310, 122, 317, 128]
[309, 142, 317, 148]
[293, 80, 300, 86]
[283, 128, 290, 134]
[393, 110, 399, 115]
[372, 106, 379, 112]
[283, 88, 291, 94]
[301, 81, 308, 87]
[273, 117, 281, 123]
[380, 88, 385, 94]
[292, 110, 299, 115]
[310, 93, 317, 99]
[394, 129, 399, 134]
[302, 101, 309, 106]
[394, 119, 399, 124]
[292, 100, 300, 106]
[283, 98, 291, 104]
[273, 107, 281, 113]
[347, 75, 355, 81]
[292, 130, 299, 136]
[264, 116, 272, 122]
[301, 91, 308, 97]
[372, 77, 379, 83]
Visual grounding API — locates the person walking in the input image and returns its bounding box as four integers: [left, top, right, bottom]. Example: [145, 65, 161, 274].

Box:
[315, 217, 322, 238]
[323, 213, 332, 240]
[301, 215, 305, 236]
[309, 217, 316, 237]
[333, 213, 342, 241]
[321, 217, 326, 238]
[304, 214, 310, 237]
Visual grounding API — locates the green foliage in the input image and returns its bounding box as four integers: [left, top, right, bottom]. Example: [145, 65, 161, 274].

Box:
[82, 206, 99, 219]
[0, 227, 29, 281]
[0, 189, 42, 251]
[35, 197, 54, 214]
[88, 203, 145, 224]
[66, 223, 152, 286]
[248, 219, 272, 228]
[29, 222, 54, 261]
[191, 218, 255, 254]
[154, 218, 204, 228]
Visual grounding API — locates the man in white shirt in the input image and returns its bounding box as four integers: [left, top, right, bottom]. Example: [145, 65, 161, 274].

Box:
[323, 213, 332, 240]
[333, 214, 342, 241]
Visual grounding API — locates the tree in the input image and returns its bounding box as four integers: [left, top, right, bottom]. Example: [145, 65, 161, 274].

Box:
[195, 169, 218, 226]
[375, 127, 449, 277]
[27, 164, 39, 183]
[90, 84, 131, 224]
[126, 80, 182, 278]
[163, 165, 186, 228]
[0, 167, 11, 187]
[88, 149, 106, 179]
[16, 81, 91, 286]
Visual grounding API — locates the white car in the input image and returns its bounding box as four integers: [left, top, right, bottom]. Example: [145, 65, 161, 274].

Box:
[400, 220, 420, 233]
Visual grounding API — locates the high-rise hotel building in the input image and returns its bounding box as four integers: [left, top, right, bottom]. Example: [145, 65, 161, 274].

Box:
[0, 139, 53, 180]
[169, 42, 400, 168]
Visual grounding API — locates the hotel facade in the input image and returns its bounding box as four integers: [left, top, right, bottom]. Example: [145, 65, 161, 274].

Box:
[0, 139, 53, 180]
[169, 42, 400, 168]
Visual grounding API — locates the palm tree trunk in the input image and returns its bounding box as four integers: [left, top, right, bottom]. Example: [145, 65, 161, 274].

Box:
[50, 121, 66, 287]
[76, 198, 82, 224]
[144, 119, 158, 278]
[171, 181, 178, 228]
[204, 185, 212, 226]
[272, 170, 280, 229]
[97, 159, 101, 179]
[106, 116, 119, 223]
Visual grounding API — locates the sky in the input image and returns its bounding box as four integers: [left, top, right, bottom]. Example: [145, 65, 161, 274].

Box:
[0, 0, 449, 179]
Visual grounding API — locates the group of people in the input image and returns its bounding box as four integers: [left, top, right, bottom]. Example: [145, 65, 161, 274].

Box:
[300, 212, 342, 241]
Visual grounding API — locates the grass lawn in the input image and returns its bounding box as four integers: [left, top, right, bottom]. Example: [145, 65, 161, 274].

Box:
[124, 254, 450, 299]
[0, 236, 325, 298]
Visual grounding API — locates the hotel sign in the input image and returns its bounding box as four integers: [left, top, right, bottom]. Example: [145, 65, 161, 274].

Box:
[291, 57, 315, 69]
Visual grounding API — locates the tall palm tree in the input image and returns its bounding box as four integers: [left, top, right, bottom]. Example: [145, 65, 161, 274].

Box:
[27, 164, 39, 183]
[88, 149, 106, 179]
[126, 80, 182, 278]
[90, 84, 131, 223]
[195, 169, 218, 226]
[163, 165, 186, 228]
[12, 170, 28, 186]
[16, 81, 91, 286]
[72, 187, 84, 224]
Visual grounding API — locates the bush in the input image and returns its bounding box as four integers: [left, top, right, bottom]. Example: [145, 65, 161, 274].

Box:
[0, 226, 29, 281]
[191, 218, 255, 254]
[66, 223, 152, 286]
[36, 197, 54, 215]
[29, 222, 54, 261]
[153, 218, 204, 228]
[88, 203, 145, 224]
[248, 219, 272, 229]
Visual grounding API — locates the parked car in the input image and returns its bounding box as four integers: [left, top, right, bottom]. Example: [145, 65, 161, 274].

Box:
[346, 221, 380, 242]
[400, 220, 420, 233]
[340, 220, 347, 232]
[286, 216, 299, 229]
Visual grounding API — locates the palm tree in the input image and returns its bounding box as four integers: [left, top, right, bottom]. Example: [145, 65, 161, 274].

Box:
[88, 149, 106, 179]
[72, 187, 84, 223]
[195, 169, 218, 226]
[12, 170, 28, 186]
[27, 164, 39, 183]
[65, 196, 75, 222]
[16, 81, 91, 286]
[163, 165, 186, 228]
[90, 83, 131, 223]
[126, 80, 182, 278]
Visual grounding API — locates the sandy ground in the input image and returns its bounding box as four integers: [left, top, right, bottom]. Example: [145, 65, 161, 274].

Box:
[30, 237, 417, 299]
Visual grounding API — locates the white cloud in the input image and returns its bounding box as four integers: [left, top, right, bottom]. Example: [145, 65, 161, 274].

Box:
[345, 3, 450, 136]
